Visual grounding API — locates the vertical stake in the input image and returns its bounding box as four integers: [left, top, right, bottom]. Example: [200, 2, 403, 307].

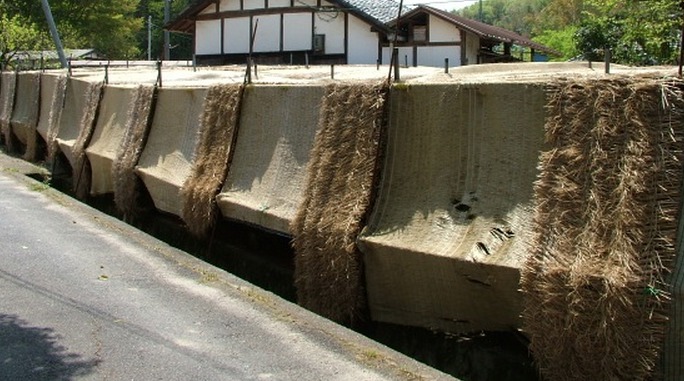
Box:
[393, 48, 400, 82]
[156, 59, 162, 88]
[331, 64, 335, 79]
[445, 58, 449, 73]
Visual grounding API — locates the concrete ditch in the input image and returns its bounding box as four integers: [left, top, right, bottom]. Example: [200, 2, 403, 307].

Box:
[1, 63, 681, 381]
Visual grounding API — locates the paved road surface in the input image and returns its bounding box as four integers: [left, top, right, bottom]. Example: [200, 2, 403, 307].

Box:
[0, 155, 453, 381]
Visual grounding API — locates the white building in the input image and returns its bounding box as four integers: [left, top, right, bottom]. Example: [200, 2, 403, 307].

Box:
[167, 0, 402, 66]
[167, 1, 557, 67]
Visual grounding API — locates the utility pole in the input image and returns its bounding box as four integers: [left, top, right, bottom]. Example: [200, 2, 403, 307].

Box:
[40, 0, 67, 68]
[479, 0, 483, 22]
[148, 15, 152, 61]
[164, 0, 171, 60]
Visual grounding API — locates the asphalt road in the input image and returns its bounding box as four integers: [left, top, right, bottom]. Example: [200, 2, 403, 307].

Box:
[0, 156, 453, 381]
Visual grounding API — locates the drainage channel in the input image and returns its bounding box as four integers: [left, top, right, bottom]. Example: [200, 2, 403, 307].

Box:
[28, 171, 538, 381]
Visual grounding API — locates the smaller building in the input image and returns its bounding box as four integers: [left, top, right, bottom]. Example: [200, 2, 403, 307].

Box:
[386, 5, 559, 67]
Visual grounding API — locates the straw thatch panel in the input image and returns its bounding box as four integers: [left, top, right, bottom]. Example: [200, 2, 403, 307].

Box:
[135, 87, 209, 217]
[357, 83, 546, 333]
[180, 84, 243, 238]
[54, 78, 103, 169]
[291, 82, 389, 326]
[86, 86, 141, 196]
[10, 72, 41, 161]
[0, 72, 17, 151]
[70, 81, 104, 199]
[40, 74, 67, 157]
[112, 85, 155, 219]
[521, 77, 684, 381]
[216, 85, 324, 234]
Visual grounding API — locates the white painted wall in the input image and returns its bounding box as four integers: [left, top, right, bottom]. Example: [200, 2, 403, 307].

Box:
[244, 0, 265, 10]
[196, 20, 222, 55]
[429, 15, 460, 43]
[283, 13, 312, 51]
[417, 46, 460, 67]
[295, 0, 317, 6]
[224, 17, 251, 53]
[253, 14, 281, 52]
[381, 46, 413, 66]
[220, 0, 240, 11]
[347, 16, 378, 64]
[199, 3, 216, 15]
[465, 30, 479, 65]
[269, 0, 290, 7]
[313, 12, 345, 54]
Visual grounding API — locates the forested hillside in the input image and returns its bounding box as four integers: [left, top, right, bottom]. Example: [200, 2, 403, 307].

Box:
[1, 0, 681, 66]
[458, 0, 682, 64]
[0, 0, 193, 66]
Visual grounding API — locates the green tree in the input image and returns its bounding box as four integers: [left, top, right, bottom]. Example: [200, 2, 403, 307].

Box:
[1, 0, 143, 60]
[136, 0, 194, 60]
[577, 0, 682, 65]
[534, 25, 580, 60]
[0, 12, 45, 69]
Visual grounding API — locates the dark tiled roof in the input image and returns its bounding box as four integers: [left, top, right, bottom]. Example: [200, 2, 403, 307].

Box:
[407, 5, 560, 55]
[167, 0, 412, 33]
[337, 0, 410, 24]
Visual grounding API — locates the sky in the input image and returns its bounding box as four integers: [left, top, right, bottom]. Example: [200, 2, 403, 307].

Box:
[401, 0, 479, 11]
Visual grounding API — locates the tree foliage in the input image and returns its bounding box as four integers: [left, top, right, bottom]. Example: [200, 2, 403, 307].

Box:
[459, 0, 683, 65]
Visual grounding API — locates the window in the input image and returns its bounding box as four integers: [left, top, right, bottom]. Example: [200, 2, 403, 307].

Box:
[313, 34, 325, 54]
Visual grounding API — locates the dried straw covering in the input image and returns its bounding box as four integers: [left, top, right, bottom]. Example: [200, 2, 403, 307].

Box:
[45, 75, 68, 160]
[180, 84, 243, 238]
[0, 72, 17, 151]
[521, 77, 684, 381]
[112, 85, 155, 219]
[11, 73, 41, 161]
[291, 82, 389, 326]
[71, 81, 104, 199]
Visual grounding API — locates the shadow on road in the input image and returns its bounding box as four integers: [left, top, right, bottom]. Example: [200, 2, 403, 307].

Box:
[0, 314, 99, 381]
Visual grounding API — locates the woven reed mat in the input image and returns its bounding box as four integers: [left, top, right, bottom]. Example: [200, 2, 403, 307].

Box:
[521, 77, 684, 381]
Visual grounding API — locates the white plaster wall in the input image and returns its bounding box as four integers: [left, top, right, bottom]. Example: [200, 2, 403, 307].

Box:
[283, 13, 312, 51]
[269, 0, 290, 7]
[417, 46, 460, 67]
[244, 0, 265, 10]
[224, 17, 251, 54]
[313, 13, 345, 54]
[381, 47, 413, 66]
[347, 16, 378, 64]
[199, 3, 216, 15]
[295, 0, 316, 6]
[196, 20, 222, 55]
[220, 0, 240, 11]
[253, 14, 281, 52]
[429, 15, 459, 43]
[465, 31, 479, 65]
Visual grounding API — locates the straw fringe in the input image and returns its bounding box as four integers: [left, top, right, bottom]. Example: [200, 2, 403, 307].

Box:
[291, 82, 389, 326]
[180, 84, 243, 238]
[0, 72, 17, 152]
[13, 73, 41, 161]
[521, 77, 684, 381]
[46, 75, 67, 162]
[112, 85, 155, 219]
[72, 81, 104, 199]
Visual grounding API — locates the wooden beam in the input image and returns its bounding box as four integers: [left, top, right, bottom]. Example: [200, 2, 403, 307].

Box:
[344, 11, 349, 63]
[195, 7, 315, 20]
